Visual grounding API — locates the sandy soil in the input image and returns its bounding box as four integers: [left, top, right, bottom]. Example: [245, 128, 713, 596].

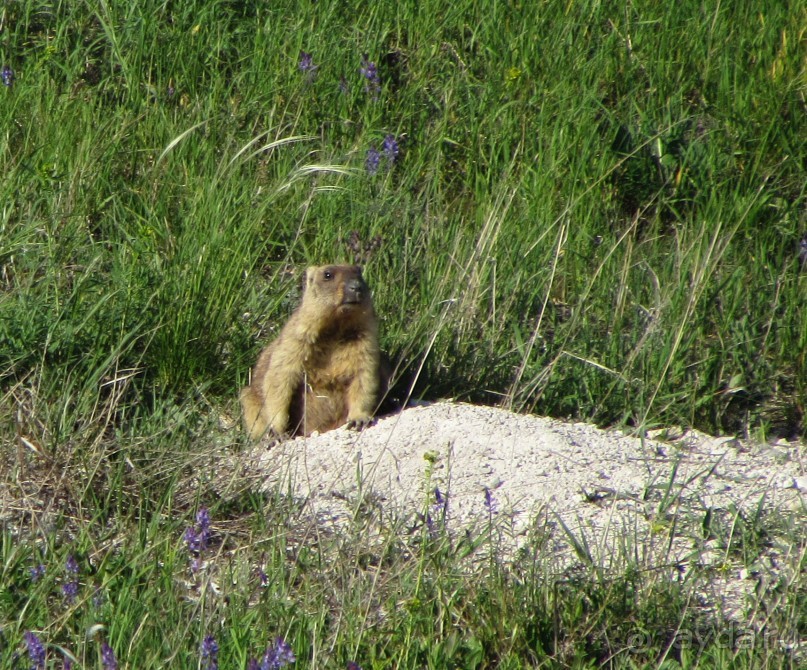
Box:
[245, 402, 806, 623]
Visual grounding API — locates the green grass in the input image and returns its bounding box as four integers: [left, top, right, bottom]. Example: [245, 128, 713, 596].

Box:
[1, 0, 805, 667]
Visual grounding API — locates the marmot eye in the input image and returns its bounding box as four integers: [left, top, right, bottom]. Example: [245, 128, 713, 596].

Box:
[323, 271, 333, 280]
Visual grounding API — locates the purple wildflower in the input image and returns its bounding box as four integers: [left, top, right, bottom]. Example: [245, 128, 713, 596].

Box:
[382, 134, 399, 164]
[426, 511, 435, 535]
[100, 641, 117, 670]
[434, 487, 447, 515]
[338, 76, 349, 94]
[183, 525, 200, 551]
[63, 653, 73, 670]
[365, 146, 381, 176]
[29, 564, 46, 582]
[62, 554, 80, 602]
[201, 635, 219, 670]
[359, 56, 377, 83]
[365, 135, 400, 176]
[360, 55, 380, 98]
[1, 65, 14, 87]
[261, 637, 295, 669]
[799, 233, 807, 267]
[62, 580, 79, 604]
[24, 632, 46, 669]
[483, 487, 498, 515]
[257, 566, 268, 586]
[298, 51, 318, 79]
[346, 664, 362, 670]
[185, 507, 212, 554]
[247, 661, 261, 670]
[427, 487, 448, 536]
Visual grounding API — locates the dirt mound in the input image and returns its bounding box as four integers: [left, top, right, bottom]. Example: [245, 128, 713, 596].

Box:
[247, 402, 805, 622]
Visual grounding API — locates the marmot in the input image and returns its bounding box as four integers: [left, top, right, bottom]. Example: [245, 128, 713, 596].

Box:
[240, 264, 385, 441]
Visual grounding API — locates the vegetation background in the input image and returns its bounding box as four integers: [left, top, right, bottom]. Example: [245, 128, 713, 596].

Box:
[0, 0, 804, 668]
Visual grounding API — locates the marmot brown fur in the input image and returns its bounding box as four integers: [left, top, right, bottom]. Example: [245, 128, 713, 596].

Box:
[240, 264, 385, 440]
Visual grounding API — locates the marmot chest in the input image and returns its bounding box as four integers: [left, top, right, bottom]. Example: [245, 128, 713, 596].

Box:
[302, 333, 366, 390]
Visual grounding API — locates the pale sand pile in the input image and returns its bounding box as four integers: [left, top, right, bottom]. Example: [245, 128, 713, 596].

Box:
[244, 402, 805, 623]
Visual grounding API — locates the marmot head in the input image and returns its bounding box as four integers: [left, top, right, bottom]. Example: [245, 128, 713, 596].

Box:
[303, 265, 373, 317]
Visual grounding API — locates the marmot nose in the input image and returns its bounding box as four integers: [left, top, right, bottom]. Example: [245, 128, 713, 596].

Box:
[346, 279, 364, 295]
